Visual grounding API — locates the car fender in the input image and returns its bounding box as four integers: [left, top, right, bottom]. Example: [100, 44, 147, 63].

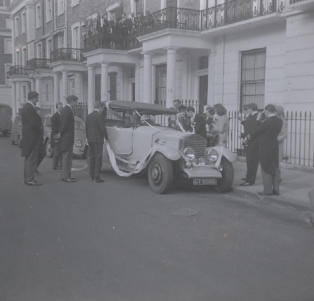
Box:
[207, 146, 237, 168]
[149, 145, 182, 162]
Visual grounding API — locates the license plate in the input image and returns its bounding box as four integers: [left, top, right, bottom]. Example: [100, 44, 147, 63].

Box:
[192, 178, 217, 186]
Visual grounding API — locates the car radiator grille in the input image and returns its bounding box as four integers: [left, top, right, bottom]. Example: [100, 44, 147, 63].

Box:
[182, 135, 207, 158]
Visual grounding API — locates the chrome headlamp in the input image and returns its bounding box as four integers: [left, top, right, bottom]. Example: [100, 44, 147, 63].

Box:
[183, 147, 196, 161]
[206, 149, 219, 163]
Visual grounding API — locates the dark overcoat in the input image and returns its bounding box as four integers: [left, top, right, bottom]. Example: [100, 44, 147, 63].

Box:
[86, 111, 107, 144]
[251, 115, 283, 174]
[50, 111, 61, 147]
[59, 105, 74, 152]
[21, 103, 43, 157]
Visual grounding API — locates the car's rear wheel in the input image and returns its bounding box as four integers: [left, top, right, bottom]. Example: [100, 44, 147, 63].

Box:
[216, 157, 234, 193]
[148, 153, 173, 194]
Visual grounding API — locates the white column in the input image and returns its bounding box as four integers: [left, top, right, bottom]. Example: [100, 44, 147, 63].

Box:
[166, 48, 177, 107]
[62, 71, 68, 105]
[53, 73, 59, 112]
[88, 66, 95, 113]
[35, 78, 40, 93]
[143, 53, 152, 103]
[143, 0, 147, 15]
[135, 63, 141, 101]
[101, 63, 108, 103]
[207, 50, 215, 106]
[11, 81, 17, 120]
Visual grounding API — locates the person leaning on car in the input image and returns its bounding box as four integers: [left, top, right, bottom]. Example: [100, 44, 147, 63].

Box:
[51, 102, 63, 170]
[59, 95, 78, 183]
[21, 91, 43, 186]
[86, 102, 107, 183]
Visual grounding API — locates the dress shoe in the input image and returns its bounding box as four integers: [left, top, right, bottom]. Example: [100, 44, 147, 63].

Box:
[95, 178, 104, 183]
[240, 182, 254, 186]
[258, 192, 273, 196]
[62, 178, 77, 183]
[273, 190, 280, 196]
[25, 180, 42, 186]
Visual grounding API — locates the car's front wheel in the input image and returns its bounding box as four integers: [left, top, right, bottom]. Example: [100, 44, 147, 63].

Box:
[148, 153, 174, 194]
[216, 157, 234, 193]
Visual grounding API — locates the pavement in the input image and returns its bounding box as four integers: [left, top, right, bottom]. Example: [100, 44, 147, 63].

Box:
[233, 158, 314, 212]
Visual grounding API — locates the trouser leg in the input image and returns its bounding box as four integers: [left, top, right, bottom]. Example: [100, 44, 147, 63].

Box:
[88, 143, 96, 180]
[94, 143, 103, 180]
[261, 169, 273, 194]
[246, 143, 259, 184]
[53, 145, 60, 169]
[24, 142, 40, 183]
[62, 150, 72, 179]
[273, 168, 280, 194]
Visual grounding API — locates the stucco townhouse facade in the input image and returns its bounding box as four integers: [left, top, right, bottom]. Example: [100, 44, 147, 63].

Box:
[0, 0, 12, 107]
[8, 0, 314, 120]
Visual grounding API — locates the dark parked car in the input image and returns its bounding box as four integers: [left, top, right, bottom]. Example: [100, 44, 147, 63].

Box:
[0, 104, 12, 137]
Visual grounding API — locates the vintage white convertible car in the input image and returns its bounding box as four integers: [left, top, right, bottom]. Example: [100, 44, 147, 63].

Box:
[102, 101, 236, 194]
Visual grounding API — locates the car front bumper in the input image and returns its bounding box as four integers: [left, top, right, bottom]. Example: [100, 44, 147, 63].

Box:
[179, 166, 222, 186]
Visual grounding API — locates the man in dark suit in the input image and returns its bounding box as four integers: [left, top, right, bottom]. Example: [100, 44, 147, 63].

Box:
[21, 91, 43, 186]
[60, 95, 78, 183]
[86, 102, 107, 183]
[51, 102, 63, 170]
[240, 103, 259, 186]
[250, 104, 283, 196]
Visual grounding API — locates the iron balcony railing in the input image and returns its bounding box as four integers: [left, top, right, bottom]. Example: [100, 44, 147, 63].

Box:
[7, 65, 30, 76]
[51, 48, 85, 63]
[135, 0, 282, 35]
[136, 7, 201, 35]
[27, 58, 51, 69]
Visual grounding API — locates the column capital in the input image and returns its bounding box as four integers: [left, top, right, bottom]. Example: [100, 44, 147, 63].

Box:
[167, 48, 177, 54]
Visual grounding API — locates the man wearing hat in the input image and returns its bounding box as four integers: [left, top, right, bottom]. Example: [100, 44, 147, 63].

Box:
[240, 103, 259, 186]
[60, 95, 78, 182]
[21, 91, 43, 186]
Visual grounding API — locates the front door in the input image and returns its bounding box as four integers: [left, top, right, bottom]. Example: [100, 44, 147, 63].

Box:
[155, 64, 167, 105]
[199, 75, 208, 113]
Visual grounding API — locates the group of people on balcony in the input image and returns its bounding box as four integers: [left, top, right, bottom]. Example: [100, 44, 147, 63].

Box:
[83, 12, 151, 50]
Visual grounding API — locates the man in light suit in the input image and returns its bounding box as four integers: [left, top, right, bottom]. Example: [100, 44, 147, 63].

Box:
[60, 95, 78, 182]
[86, 102, 107, 183]
[21, 91, 43, 186]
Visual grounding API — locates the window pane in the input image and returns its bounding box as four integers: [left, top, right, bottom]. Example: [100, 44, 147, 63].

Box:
[240, 48, 266, 110]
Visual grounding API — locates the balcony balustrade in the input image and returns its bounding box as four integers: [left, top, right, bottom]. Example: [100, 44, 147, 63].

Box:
[7, 65, 30, 77]
[27, 58, 51, 69]
[51, 48, 85, 63]
[134, 0, 282, 35]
